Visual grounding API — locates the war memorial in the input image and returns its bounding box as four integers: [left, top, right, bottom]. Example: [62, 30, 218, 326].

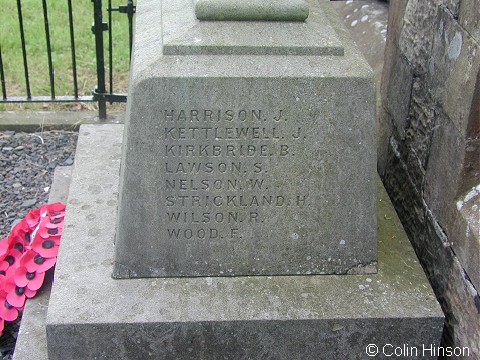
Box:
[41, 0, 443, 358]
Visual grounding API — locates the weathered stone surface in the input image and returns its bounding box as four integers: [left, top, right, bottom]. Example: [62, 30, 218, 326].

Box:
[428, 6, 480, 136]
[399, 0, 438, 75]
[381, 131, 480, 358]
[387, 75, 437, 194]
[377, 105, 394, 178]
[459, 0, 480, 44]
[424, 112, 465, 227]
[404, 149, 426, 194]
[385, 0, 407, 46]
[424, 210, 480, 357]
[434, 0, 461, 18]
[383, 54, 413, 139]
[380, 0, 480, 356]
[466, 70, 480, 138]
[380, 0, 407, 104]
[377, 0, 406, 178]
[114, 0, 377, 278]
[194, 0, 309, 22]
[383, 134, 426, 244]
[46, 124, 444, 360]
[405, 77, 436, 169]
[459, 138, 480, 194]
[449, 187, 480, 292]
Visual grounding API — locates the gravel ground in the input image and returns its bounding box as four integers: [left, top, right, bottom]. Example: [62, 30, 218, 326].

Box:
[0, 130, 78, 359]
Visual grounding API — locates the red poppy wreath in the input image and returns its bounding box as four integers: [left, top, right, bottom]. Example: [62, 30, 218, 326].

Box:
[0, 203, 65, 333]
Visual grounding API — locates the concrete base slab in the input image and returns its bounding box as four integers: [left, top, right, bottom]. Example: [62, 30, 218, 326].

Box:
[45, 124, 443, 359]
[0, 111, 124, 132]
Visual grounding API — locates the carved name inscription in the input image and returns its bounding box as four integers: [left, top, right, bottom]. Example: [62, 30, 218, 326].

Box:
[163, 109, 308, 241]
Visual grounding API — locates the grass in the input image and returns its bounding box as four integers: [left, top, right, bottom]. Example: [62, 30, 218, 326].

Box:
[0, 0, 131, 111]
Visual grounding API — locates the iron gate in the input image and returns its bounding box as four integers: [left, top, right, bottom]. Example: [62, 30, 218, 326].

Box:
[0, 0, 135, 120]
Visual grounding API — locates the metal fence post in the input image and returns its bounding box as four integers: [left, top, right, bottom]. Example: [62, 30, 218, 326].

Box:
[126, 0, 135, 61]
[0, 46, 6, 100]
[91, 0, 108, 120]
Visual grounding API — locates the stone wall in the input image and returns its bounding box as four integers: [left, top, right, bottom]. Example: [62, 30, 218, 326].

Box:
[379, 0, 479, 357]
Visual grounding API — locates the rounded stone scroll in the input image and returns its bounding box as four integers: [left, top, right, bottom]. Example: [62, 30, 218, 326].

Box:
[195, 0, 310, 22]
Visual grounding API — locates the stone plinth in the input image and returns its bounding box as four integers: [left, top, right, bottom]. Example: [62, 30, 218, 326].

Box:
[45, 125, 444, 360]
[113, 0, 377, 278]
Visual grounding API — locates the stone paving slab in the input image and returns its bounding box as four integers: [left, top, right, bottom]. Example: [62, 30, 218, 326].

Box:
[0, 111, 125, 132]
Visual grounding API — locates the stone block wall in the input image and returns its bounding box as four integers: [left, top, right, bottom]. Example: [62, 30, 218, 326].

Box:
[379, 0, 479, 357]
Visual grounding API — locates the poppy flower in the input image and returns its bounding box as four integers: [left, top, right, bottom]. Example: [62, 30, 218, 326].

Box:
[0, 262, 9, 278]
[20, 250, 56, 273]
[9, 226, 29, 254]
[0, 263, 11, 293]
[0, 237, 12, 260]
[9, 217, 34, 247]
[0, 290, 18, 322]
[14, 266, 45, 291]
[45, 203, 66, 216]
[0, 249, 23, 278]
[37, 224, 62, 239]
[30, 235, 61, 259]
[43, 217, 64, 229]
[4, 277, 36, 308]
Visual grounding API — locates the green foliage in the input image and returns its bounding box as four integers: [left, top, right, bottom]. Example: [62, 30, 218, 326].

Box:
[0, 0, 131, 101]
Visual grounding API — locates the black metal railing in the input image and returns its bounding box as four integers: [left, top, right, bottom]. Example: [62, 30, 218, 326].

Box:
[0, 47, 6, 100]
[0, 0, 135, 120]
[68, 0, 79, 100]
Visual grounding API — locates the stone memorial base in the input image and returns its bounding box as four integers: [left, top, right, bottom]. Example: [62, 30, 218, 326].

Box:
[114, 0, 378, 277]
[44, 125, 444, 359]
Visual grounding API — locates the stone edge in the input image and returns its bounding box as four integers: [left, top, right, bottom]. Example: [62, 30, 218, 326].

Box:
[0, 111, 125, 132]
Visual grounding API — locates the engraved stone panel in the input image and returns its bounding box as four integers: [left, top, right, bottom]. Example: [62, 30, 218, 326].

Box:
[113, 0, 377, 278]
